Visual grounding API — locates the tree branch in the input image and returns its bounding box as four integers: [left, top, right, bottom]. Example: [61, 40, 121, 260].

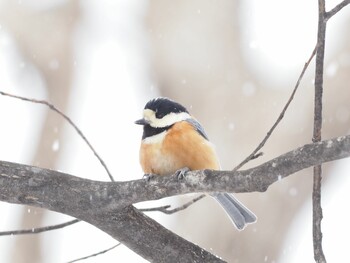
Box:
[67, 243, 121, 263]
[0, 91, 114, 182]
[233, 45, 317, 171]
[0, 135, 349, 262]
[325, 0, 350, 20]
[0, 219, 79, 236]
[139, 194, 206, 214]
[0, 136, 349, 209]
[0, 196, 205, 237]
[312, 0, 327, 261]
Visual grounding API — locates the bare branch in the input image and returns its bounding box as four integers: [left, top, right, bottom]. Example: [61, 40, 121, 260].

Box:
[0, 91, 116, 241]
[0, 135, 349, 262]
[312, 0, 327, 261]
[67, 243, 121, 263]
[139, 205, 171, 213]
[233, 45, 317, 171]
[326, 0, 350, 20]
[0, 91, 114, 182]
[0, 135, 349, 211]
[0, 219, 79, 236]
[139, 194, 206, 214]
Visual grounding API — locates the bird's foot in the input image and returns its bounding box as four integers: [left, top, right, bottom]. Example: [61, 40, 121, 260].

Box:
[175, 167, 190, 180]
[143, 173, 156, 182]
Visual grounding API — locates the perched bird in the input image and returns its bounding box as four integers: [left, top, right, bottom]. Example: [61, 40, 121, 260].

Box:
[135, 97, 257, 230]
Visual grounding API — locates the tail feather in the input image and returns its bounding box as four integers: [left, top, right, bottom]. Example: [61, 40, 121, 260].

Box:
[212, 193, 257, 230]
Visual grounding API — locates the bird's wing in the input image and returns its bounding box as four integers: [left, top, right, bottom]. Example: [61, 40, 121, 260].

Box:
[185, 118, 209, 140]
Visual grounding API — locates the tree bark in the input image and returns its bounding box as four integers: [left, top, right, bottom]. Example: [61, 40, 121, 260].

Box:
[0, 135, 349, 262]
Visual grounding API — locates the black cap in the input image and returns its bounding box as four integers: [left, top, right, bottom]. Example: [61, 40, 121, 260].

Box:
[144, 97, 188, 119]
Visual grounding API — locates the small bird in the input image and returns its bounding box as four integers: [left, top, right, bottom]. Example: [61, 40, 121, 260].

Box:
[135, 97, 257, 230]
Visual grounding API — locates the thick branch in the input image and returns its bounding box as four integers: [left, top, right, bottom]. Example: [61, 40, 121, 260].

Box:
[1, 136, 349, 211]
[0, 135, 349, 262]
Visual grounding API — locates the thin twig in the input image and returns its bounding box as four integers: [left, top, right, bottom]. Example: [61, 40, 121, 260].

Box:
[140, 205, 171, 213]
[312, 0, 327, 262]
[325, 0, 350, 21]
[233, 45, 317, 172]
[0, 219, 80, 236]
[0, 91, 114, 237]
[0, 92, 118, 263]
[139, 194, 206, 214]
[66, 243, 121, 263]
[0, 91, 114, 182]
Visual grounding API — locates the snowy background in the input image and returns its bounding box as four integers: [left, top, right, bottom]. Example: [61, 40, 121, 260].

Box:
[0, 0, 349, 262]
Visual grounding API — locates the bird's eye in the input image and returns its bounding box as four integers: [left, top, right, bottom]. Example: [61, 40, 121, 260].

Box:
[156, 111, 165, 119]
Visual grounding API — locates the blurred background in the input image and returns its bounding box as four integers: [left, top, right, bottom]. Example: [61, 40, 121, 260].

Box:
[0, 0, 349, 262]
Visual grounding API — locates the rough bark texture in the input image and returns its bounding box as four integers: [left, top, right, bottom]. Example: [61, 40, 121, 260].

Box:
[0, 135, 349, 262]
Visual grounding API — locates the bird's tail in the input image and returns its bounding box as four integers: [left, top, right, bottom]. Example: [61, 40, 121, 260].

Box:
[212, 193, 257, 230]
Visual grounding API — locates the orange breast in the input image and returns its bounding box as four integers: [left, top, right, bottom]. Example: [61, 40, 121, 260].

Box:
[140, 121, 220, 175]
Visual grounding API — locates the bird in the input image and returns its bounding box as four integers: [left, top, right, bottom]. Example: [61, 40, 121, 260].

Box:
[135, 97, 257, 230]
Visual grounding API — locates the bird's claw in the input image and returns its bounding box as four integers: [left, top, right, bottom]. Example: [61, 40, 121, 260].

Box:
[175, 167, 190, 180]
[143, 173, 156, 182]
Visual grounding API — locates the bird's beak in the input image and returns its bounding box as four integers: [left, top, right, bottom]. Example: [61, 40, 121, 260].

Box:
[135, 118, 149, 125]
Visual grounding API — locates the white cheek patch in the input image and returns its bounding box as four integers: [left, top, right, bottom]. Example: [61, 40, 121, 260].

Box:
[143, 109, 155, 122]
[143, 130, 167, 144]
[150, 112, 191, 128]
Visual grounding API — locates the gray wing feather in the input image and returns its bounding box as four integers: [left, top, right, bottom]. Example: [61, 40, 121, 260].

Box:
[186, 118, 257, 230]
[185, 118, 209, 140]
[212, 193, 257, 230]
